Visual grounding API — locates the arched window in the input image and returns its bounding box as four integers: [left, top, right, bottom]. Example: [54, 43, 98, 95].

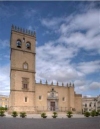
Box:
[16, 39, 22, 48]
[26, 42, 31, 49]
[23, 62, 28, 70]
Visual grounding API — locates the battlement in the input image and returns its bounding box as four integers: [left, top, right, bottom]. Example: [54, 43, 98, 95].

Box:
[36, 80, 74, 87]
[11, 25, 36, 37]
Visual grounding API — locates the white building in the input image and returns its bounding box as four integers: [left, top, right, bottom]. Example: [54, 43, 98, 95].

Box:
[82, 96, 97, 112]
[97, 95, 100, 110]
[0, 95, 9, 108]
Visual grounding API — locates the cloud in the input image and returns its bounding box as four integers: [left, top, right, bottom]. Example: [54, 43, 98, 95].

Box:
[36, 40, 88, 84]
[89, 82, 100, 90]
[0, 64, 10, 95]
[24, 8, 37, 18]
[77, 60, 100, 74]
[41, 17, 64, 29]
[0, 4, 16, 19]
[0, 39, 9, 49]
[36, 41, 82, 82]
[41, 8, 100, 54]
[74, 80, 85, 87]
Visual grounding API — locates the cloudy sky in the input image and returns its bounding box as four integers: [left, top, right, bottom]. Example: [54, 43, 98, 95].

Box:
[0, 1, 100, 97]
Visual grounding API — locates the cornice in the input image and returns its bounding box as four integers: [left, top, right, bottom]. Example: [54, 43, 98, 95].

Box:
[11, 67, 36, 73]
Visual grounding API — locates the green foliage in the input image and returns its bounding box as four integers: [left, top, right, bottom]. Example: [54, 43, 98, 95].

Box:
[41, 113, 47, 118]
[0, 110, 5, 117]
[20, 112, 26, 118]
[12, 111, 18, 117]
[95, 111, 99, 116]
[4, 107, 8, 111]
[52, 112, 58, 118]
[90, 110, 99, 117]
[91, 110, 96, 117]
[97, 110, 100, 115]
[66, 111, 73, 118]
[0, 107, 7, 111]
[84, 112, 90, 117]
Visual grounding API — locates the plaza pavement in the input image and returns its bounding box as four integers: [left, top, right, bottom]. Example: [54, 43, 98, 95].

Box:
[0, 116, 99, 129]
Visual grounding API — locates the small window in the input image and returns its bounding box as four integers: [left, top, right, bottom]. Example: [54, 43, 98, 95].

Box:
[85, 104, 87, 107]
[62, 97, 65, 101]
[26, 42, 31, 49]
[23, 84, 28, 89]
[52, 88, 54, 91]
[25, 97, 27, 102]
[16, 39, 21, 48]
[89, 103, 91, 107]
[39, 96, 42, 100]
[23, 62, 28, 70]
[22, 78, 29, 90]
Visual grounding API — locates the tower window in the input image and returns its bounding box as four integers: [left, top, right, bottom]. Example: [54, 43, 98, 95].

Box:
[23, 84, 28, 89]
[39, 96, 42, 100]
[23, 62, 28, 70]
[25, 97, 27, 102]
[16, 39, 22, 48]
[26, 42, 31, 49]
[22, 78, 29, 90]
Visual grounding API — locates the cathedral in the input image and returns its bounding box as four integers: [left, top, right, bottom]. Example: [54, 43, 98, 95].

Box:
[9, 25, 82, 113]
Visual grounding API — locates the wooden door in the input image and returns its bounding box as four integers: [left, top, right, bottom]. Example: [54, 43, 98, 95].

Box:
[50, 102, 55, 111]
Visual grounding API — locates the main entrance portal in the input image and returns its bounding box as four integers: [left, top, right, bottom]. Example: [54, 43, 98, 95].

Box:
[47, 88, 59, 111]
[50, 102, 55, 111]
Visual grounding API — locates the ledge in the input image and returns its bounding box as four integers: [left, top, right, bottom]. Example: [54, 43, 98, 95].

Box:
[11, 67, 36, 73]
[11, 89, 35, 92]
[11, 47, 36, 54]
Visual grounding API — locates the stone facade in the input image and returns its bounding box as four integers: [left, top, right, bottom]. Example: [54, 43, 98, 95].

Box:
[0, 95, 9, 108]
[9, 25, 82, 113]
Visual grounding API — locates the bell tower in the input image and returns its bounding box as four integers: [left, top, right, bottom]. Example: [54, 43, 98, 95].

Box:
[9, 25, 36, 113]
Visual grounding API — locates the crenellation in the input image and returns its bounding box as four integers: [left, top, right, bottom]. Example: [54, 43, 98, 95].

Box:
[36, 80, 75, 88]
[11, 25, 36, 37]
[46, 80, 48, 84]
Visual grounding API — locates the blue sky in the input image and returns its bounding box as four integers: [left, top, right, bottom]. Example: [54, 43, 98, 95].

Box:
[0, 1, 100, 97]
